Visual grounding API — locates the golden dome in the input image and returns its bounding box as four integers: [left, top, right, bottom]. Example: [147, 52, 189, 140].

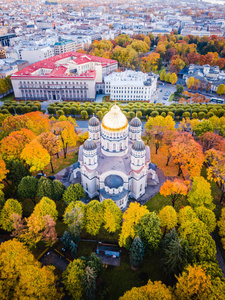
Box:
[101, 104, 128, 132]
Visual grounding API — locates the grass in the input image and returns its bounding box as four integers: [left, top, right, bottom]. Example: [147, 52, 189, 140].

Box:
[80, 226, 120, 243]
[169, 93, 175, 102]
[0, 93, 14, 102]
[41, 150, 78, 176]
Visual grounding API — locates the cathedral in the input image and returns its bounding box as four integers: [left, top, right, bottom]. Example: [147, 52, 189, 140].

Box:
[72, 104, 158, 210]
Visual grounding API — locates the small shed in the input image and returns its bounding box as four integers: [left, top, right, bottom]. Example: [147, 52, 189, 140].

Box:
[96, 242, 121, 266]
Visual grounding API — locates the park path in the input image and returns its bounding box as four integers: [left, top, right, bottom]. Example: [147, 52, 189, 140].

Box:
[212, 233, 225, 277]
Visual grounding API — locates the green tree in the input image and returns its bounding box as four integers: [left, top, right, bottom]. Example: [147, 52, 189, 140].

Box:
[135, 212, 162, 252]
[0, 199, 22, 231]
[6, 159, 30, 187]
[63, 183, 85, 204]
[217, 84, 225, 95]
[62, 259, 85, 300]
[85, 200, 103, 236]
[87, 252, 102, 276]
[52, 180, 65, 201]
[161, 229, 193, 275]
[188, 176, 215, 210]
[0, 240, 61, 300]
[17, 176, 38, 201]
[102, 199, 122, 233]
[179, 219, 216, 261]
[36, 177, 54, 200]
[129, 236, 144, 269]
[217, 208, 225, 249]
[83, 266, 96, 300]
[81, 110, 89, 119]
[64, 205, 84, 238]
[193, 120, 214, 136]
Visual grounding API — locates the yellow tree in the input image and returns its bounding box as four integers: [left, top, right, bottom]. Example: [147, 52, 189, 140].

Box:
[21, 140, 50, 173]
[0, 198, 22, 231]
[160, 179, 189, 207]
[158, 206, 177, 233]
[205, 149, 225, 203]
[0, 240, 61, 299]
[119, 202, 149, 248]
[120, 279, 174, 300]
[171, 73, 177, 85]
[102, 199, 122, 233]
[175, 265, 212, 300]
[53, 121, 77, 158]
[187, 77, 195, 89]
[145, 115, 175, 154]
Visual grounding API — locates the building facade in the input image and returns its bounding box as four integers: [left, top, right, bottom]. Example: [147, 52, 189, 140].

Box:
[11, 52, 118, 101]
[104, 70, 157, 102]
[54, 39, 82, 55]
[71, 104, 158, 210]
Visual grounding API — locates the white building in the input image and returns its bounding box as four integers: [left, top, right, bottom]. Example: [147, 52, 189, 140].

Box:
[71, 104, 158, 210]
[54, 39, 82, 55]
[11, 52, 118, 101]
[104, 70, 157, 102]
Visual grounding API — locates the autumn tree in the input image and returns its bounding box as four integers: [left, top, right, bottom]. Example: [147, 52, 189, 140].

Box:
[161, 130, 179, 166]
[102, 199, 122, 233]
[37, 132, 61, 173]
[200, 132, 224, 152]
[0, 159, 8, 183]
[217, 84, 225, 95]
[32, 197, 58, 221]
[217, 208, 225, 249]
[62, 258, 85, 300]
[178, 206, 198, 225]
[53, 121, 77, 158]
[21, 140, 50, 173]
[85, 200, 103, 236]
[171, 73, 177, 85]
[145, 115, 175, 154]
[135, 212, 162, 252]
[63, 183, 85, 204]
[0, 198, 22, 231]
[0, 240, 62, 299]
[175, 265, 212, 300]
[0, 129, 36, 161]
[195, 206, 216, 234]
[120, 279, 174, 300]
[119, 202, 149, 249]
[158, 206, 177, 234]
[160, 179, 188, 207]
[187, 176, 214, 210]
[205, 149, 225, 203]
[83, 266, 96, 300]
[170, 133, 204, 178]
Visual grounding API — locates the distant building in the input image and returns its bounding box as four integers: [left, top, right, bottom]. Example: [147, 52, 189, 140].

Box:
[54, 39, 82, 55]
[11, 52, 118, 101]
[104, 70, 157, 101]
[0, 58, 28, 79]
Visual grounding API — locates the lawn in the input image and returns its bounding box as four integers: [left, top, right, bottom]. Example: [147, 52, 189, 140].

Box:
[41, 150, 78, 176]
[0, 93, 14, 102]
[169, 93, 174, 102]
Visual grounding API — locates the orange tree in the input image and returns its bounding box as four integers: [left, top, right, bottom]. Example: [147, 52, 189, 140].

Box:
[170, 133, 204, 178]
[160, 179, 189, 207]
[37, 132, 62, 173]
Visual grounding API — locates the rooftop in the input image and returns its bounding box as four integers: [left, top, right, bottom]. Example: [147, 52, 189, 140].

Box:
[11, 51, 117, 80]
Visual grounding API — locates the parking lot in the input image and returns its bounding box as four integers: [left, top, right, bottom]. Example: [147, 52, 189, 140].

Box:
[151, 82, 176, 106]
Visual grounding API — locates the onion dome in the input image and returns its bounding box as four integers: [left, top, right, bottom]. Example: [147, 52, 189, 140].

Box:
[102, 104, 128, 132]
[130, 116, 141, 127]
[88, 116, 100, 126]
[132, 140, 145, 151]
[83, 139, 97, 151]
[104, 175, 123, 189]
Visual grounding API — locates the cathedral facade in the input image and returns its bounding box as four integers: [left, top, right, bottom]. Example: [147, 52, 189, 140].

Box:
[72, 104, 158, 210]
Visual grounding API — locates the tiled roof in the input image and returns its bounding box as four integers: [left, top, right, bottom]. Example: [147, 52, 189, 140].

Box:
[11, 51, 117, 80]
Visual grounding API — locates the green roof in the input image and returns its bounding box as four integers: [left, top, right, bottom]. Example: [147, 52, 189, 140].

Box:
[55, 39, 74, 46]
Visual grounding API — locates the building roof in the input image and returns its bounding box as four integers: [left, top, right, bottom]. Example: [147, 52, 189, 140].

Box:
[89, 116, 100, 126]
[130, 116, 141, 127]
[132, 140, 145, 151]
[104, 174, 123, 189]
[11, 51, 117, 80]
[101, 104, 128, 132]
[83, 138, 97, 151]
